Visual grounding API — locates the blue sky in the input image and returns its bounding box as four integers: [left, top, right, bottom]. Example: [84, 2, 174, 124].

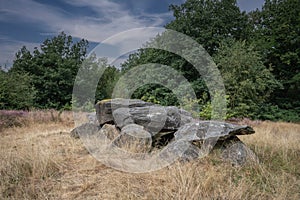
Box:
[0, 0, 265, 67]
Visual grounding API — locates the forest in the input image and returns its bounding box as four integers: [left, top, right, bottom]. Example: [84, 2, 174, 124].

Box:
[0, 0, 299, 122]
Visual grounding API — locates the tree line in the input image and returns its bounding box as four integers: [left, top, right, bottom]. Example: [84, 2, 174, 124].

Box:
[0, 0, 299, 122]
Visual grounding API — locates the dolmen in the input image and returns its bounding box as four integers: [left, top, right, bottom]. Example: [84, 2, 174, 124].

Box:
[71, 99, 258, 166]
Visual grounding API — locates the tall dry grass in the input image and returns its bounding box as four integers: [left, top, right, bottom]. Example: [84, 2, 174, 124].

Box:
[0, 112, 299, 199]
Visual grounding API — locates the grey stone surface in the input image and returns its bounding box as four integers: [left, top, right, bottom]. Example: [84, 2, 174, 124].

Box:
[220, 136, 259, 166]
[86, 112, 97, 124]
[158, 140, 201, 163]
[112, 107, 134, 129]
[174, 121, 255, 142]
[112, 105, 193, 134]
[95, 99, 153, 125]
[70, 123, 99, 139]
[112, 124, 152, 153]
[97, 124, 120, 141]
[179, 143, 201, 162]
[179, 109, 194, 126]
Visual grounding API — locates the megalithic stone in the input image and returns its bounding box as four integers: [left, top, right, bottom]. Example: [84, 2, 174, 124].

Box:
[96, 99, 194, 133]
[112, 106, 194, 135]
[95, 99, 153, 125]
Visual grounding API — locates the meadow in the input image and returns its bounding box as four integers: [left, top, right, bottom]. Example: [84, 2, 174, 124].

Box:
[0, 111, 299, 199]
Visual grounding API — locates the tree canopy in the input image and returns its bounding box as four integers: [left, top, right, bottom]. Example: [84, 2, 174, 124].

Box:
[166, 0, 250, 55]
[249, 0, 300, 111]
[10, 32, 89, 109]
[2, 32, 120, 110]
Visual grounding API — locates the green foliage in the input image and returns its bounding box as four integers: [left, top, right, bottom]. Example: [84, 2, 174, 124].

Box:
[249, 0, 300, 112]
[119, 0, 298, 121]
[166, 0, 250, 55]
[73, 53, 120, 111]
[96, 65, 120, 101]
[6, 32, 120, 111]
[0, 70, 36, 110]
[10, 32, 88, 109]
[136, 84, 179, 106]
[73, 54, 104, 108]
[199, 94, 235, 120]
[121, 48, 208, 106]
[213, 39, 282, 117]
[199, 102, 213, 120]
[254, 104, 300, 122]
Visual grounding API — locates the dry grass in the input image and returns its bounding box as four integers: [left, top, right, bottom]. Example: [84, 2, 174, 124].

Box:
[0, 112, 299, 199]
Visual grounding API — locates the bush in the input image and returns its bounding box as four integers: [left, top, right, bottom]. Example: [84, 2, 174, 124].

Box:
[0, 110, 29, 131]
[213, 39, 282, 118]
[255, 104, 300, 122]
[0, 71, 36, 110]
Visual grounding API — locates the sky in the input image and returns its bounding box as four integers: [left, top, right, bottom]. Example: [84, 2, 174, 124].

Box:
[0, 0, 265, 67]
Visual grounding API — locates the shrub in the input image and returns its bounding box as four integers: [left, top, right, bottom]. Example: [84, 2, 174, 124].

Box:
[0, 110, 29, 131]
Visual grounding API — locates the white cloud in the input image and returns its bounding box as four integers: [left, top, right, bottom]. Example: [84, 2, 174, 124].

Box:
[62, 0, 170, 42]
[0, 0, 169, 42]
[93, 27, 166, 67]
[0, 0, 69, 26]
[0, 0, 172, 65]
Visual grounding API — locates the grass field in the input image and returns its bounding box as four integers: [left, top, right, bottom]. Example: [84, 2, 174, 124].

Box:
[0, 111, 299, 199]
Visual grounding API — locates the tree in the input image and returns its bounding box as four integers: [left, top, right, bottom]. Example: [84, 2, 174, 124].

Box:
[96, 65, 120, 101]
[213, 39, 281, 117]
[121, 49, 191, 106]
[11, 32, 89, 109]
[73, 53, 121, 110]
[166, 0, 250, 55]
[120, 0, 251, 108]
[249, 0, 300, 111]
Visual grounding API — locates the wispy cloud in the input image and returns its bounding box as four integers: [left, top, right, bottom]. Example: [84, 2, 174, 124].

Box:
[0, 0, 173, 65]
[0, 0, 169, 42]
[0, 0, 70, 26]
[62, 0, 171, 42]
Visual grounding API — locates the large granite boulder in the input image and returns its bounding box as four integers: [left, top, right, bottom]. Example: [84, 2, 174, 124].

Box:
[70, 123, 99, 139]
[95, 99, 153, 125]
[98, 124, 120, 141]
[112, 105, 193, 134]
[219, 136, 259, 166]
[174, 121, 255, 141]
[112, 124, 152, 153]
[157, 140, 201, 163]
[173, 121, 256, 165]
